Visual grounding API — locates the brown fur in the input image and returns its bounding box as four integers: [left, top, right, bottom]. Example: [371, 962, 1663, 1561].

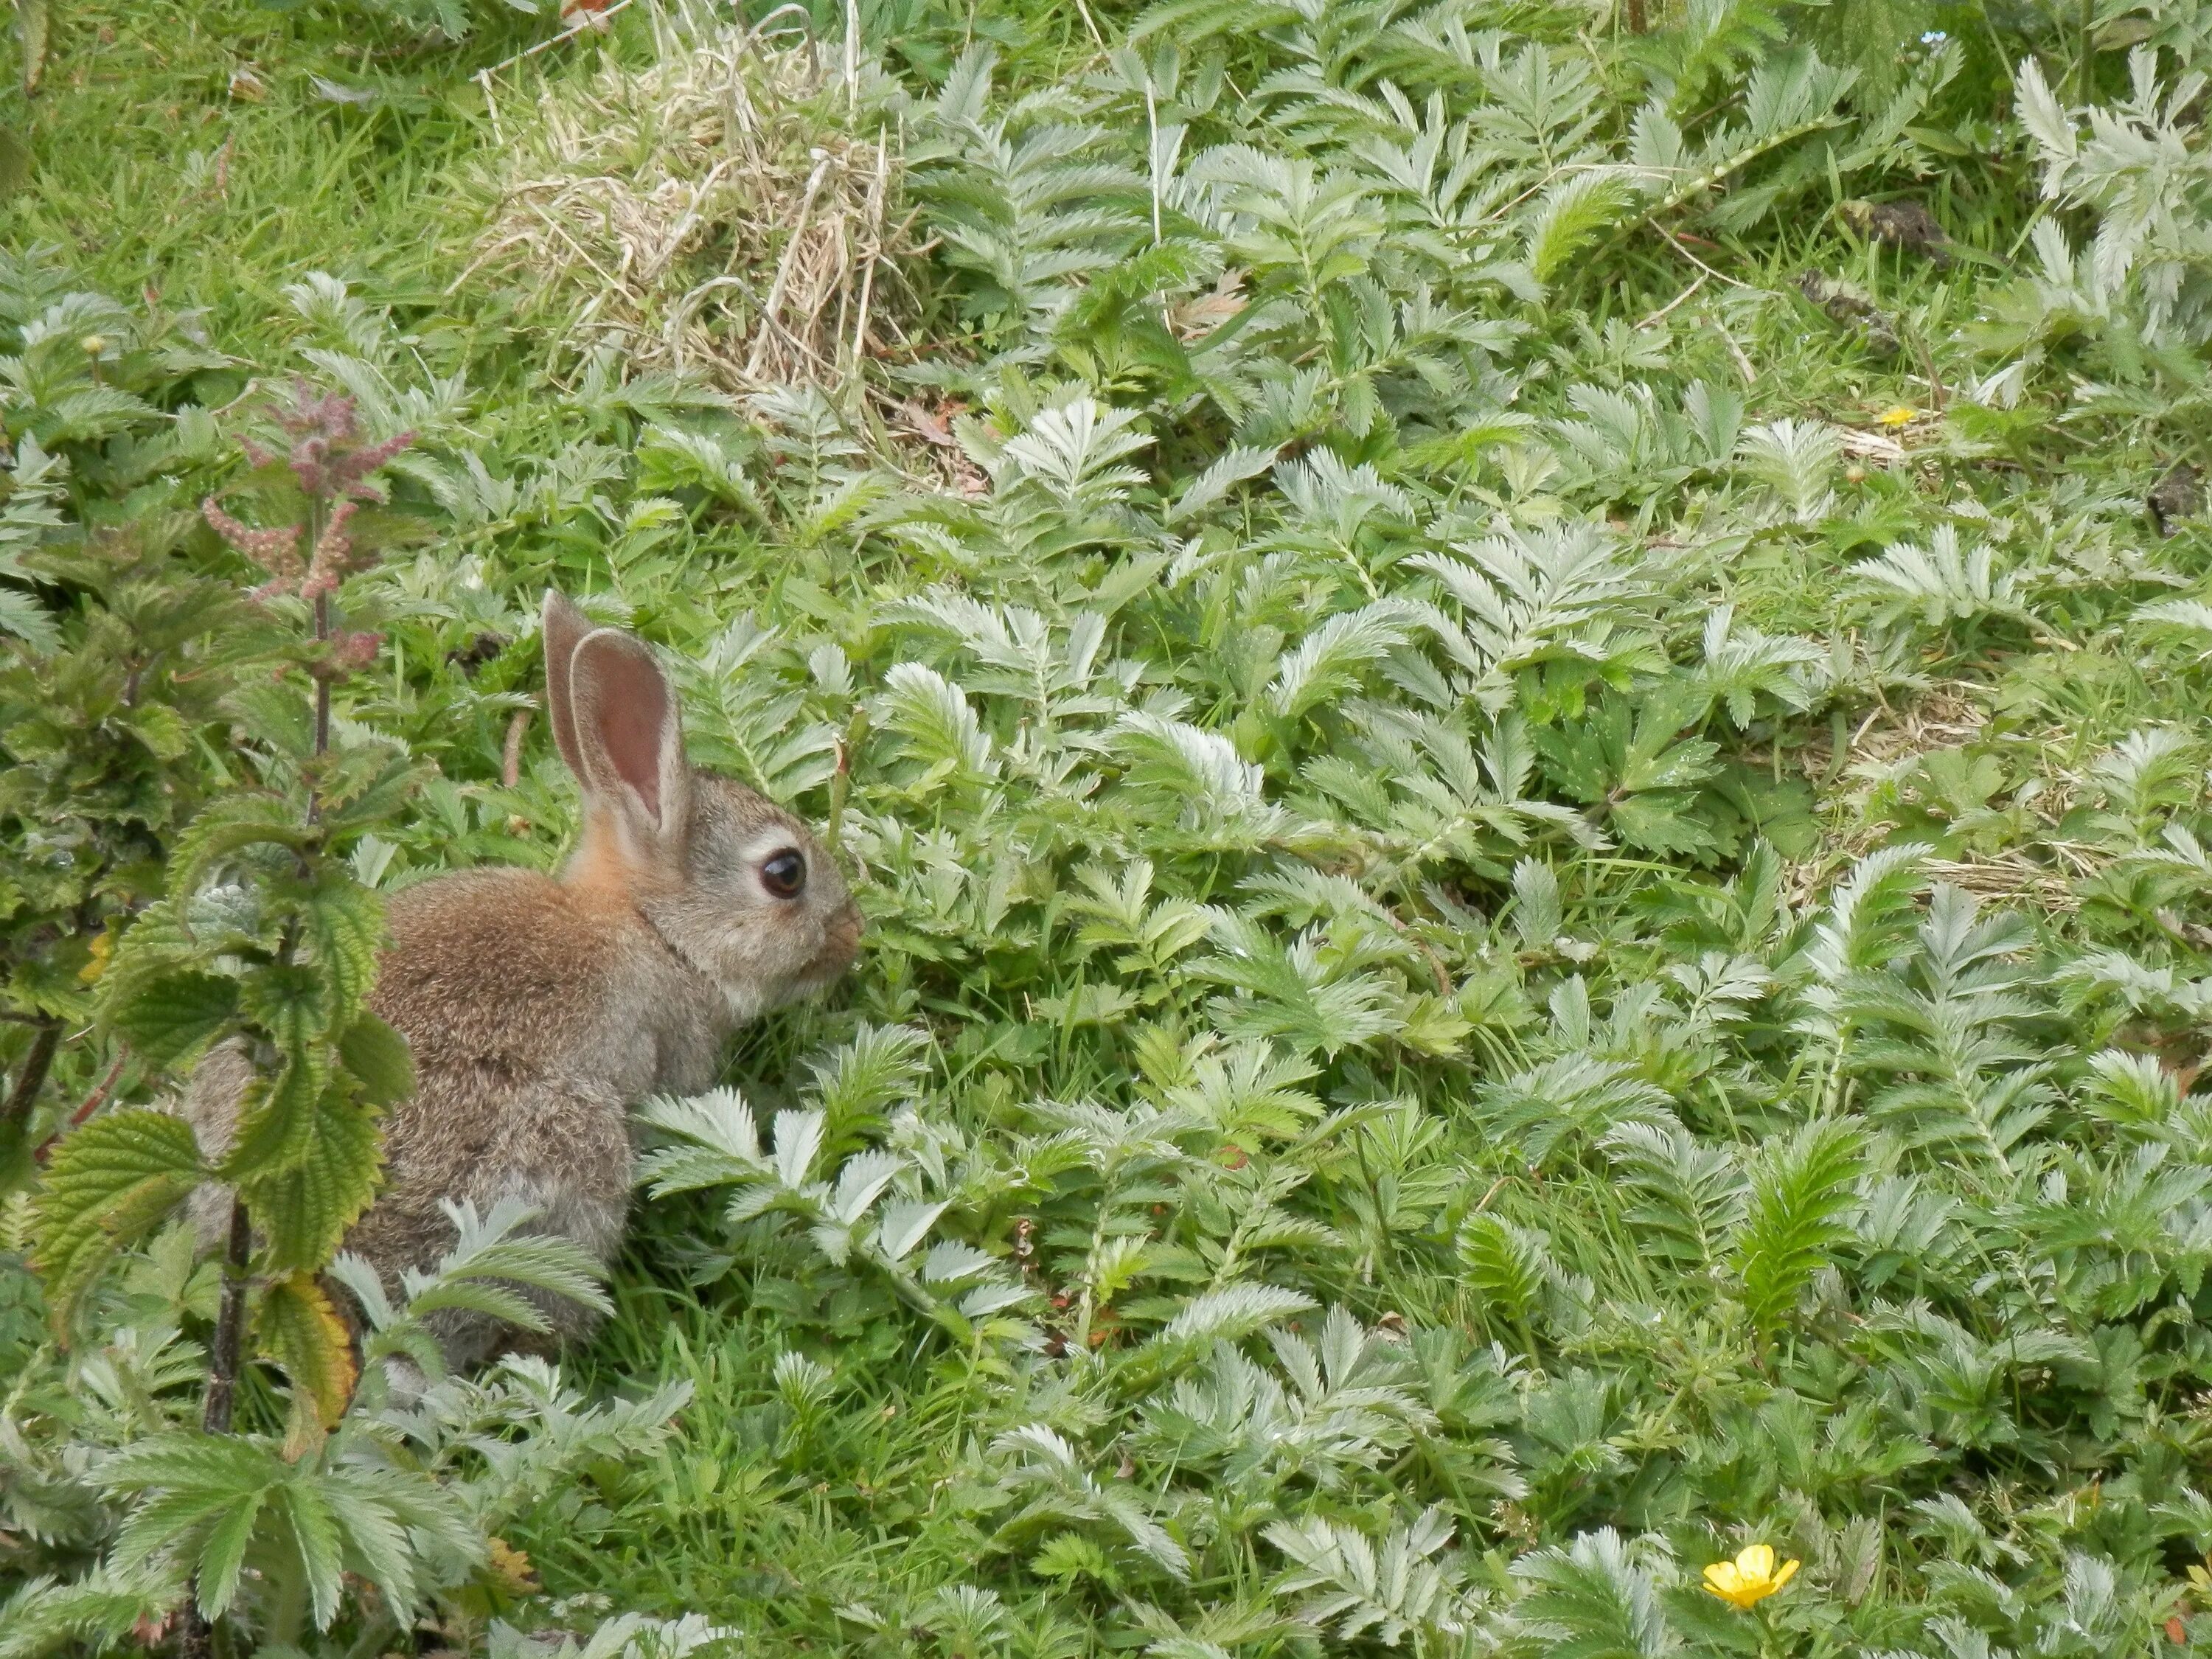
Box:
[183, 593, 861, 1371]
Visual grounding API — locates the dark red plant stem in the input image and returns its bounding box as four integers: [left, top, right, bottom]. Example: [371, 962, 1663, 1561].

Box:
[1, 1016, 60, 1135]
[313, 592, 331, 751]
[31, 1048, 129, 1164]
[202, 1200, 253, 1435]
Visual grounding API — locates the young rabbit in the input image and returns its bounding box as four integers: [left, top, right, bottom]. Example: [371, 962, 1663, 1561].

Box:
[184, 591, 863, 1370]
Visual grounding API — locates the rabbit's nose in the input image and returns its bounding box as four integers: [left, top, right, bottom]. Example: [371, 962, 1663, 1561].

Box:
[823, 900, 863, 970]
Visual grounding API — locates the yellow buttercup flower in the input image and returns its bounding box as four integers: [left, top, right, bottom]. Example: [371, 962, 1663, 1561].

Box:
[1703, 1543, 1799, 1610]
[1877, 406, 1916, 427]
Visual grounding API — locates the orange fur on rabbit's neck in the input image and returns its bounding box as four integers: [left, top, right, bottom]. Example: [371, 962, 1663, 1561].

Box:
[563, 801, 685, 901]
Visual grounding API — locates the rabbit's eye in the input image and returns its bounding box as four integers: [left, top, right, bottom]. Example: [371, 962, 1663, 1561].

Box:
[759, 849, 807, 899]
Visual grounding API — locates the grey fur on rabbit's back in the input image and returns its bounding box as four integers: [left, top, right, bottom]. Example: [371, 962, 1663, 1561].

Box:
[184, 591, 863, 1371]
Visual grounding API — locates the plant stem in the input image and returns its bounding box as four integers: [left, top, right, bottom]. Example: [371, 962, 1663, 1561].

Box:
[0, 1015, 63, 1185]
[310, 589, 333, 831]
[32, 1048, 131, 1164]
[263, 1546, 310, 1649]
[203, 1199, 252, 1433]
[1, 1015, 60, 1134]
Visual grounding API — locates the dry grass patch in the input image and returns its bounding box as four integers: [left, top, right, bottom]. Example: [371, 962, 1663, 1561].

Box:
[463, 4, 914, 396]
[1785, 682, 2111, 912]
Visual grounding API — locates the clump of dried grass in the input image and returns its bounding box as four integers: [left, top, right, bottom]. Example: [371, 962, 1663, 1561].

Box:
[1783, 681, 2111, 914]
[462, 1, 911, 396]
[1797, 679, 1992, 787]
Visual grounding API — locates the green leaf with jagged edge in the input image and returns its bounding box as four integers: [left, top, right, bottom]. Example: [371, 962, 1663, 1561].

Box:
[295, 872, 384, 1034]
[240, 960, 335, 1055]
[255, 1270, 359, 1433]
[1458, 1214, 1553, 1325]
[102, 970, 237, 1070]
[218, 1051, 331, 1180]
[313, 743, 422, 832]
[101, 1425, 479, 1630]
[32, 1109, 205, 1333]
[233, 1071, 383, 1272]
[220, 678, 314, 763]
[163, 794, 307, 901]
[0, 580, 55, 649]
[337, 1011, 414, 1108]
[97, 895, 264, 998]
[1531, 689, 1725, 860]
[1733, 1117, 1868, 1340]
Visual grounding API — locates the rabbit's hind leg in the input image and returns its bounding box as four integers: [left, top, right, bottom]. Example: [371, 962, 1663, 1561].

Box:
[464, 1163, 630, 1365]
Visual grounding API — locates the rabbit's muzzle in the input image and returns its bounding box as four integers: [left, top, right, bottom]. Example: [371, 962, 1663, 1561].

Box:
[818, 898, 864, 980]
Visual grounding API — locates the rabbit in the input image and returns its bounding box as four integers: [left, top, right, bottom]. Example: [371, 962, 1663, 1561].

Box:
[184, 590, 863, 1372]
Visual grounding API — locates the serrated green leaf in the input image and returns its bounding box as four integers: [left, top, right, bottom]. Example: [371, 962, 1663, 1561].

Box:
[167, 796, 308, 900]
[240, 960, 335, 1054]
[31, 1109, 204, 1331]
[218, 1052, 329, 1180]
[314, 745, 422, 832]
[233, 1072, 383, 1272]
[297, 872, 384, 1032]
[102, 970, 237, 1068]
[1733, 1119, 1867, 1339]
[255, 1270, 359, 1430]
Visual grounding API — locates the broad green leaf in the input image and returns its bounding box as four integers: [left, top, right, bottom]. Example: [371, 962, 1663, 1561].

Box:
[338, 1012, 414, 1108]
[32, 1109, 204, 1330]
[241, 961, 335, 1054]
[102, 970, 238, 1068]
[165, 795, 308, 900]
[234, 1076, 383, 1272]
[297, 872, 384, 1032]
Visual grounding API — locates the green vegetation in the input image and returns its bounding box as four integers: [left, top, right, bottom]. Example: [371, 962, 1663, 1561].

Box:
[7, 0, 2212, 1655]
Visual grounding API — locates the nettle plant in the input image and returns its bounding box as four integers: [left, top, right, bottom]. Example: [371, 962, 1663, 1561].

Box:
[1, 383, 689, 1658]
[0, 249, 238, 1187]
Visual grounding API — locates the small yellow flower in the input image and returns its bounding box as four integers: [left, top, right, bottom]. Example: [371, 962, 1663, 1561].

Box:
[1877, 406, 1916, 428]
[77, 931, 112, 985]
[78, 334, 107, 358]
[485, 1536, 540, 1595]
[1703, 1543, 1800, 1610]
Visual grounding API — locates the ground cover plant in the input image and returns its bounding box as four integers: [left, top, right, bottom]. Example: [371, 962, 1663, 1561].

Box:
[8, 0, 2212, 1654]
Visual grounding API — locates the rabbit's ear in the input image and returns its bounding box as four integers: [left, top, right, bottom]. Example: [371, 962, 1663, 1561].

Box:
[568, 627, 692, 864]
[541, 590, 591, 780]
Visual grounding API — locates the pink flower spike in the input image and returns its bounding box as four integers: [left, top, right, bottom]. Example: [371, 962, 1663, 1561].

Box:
[272, 380, 357, 445]
[202, 498, 304, 576]
[306, 497, 362, 587]
[333, 630, 383, 670]
[334, 428, 415, 498]
[289, 435, 331, 501]
[308, 629, 383, 682]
